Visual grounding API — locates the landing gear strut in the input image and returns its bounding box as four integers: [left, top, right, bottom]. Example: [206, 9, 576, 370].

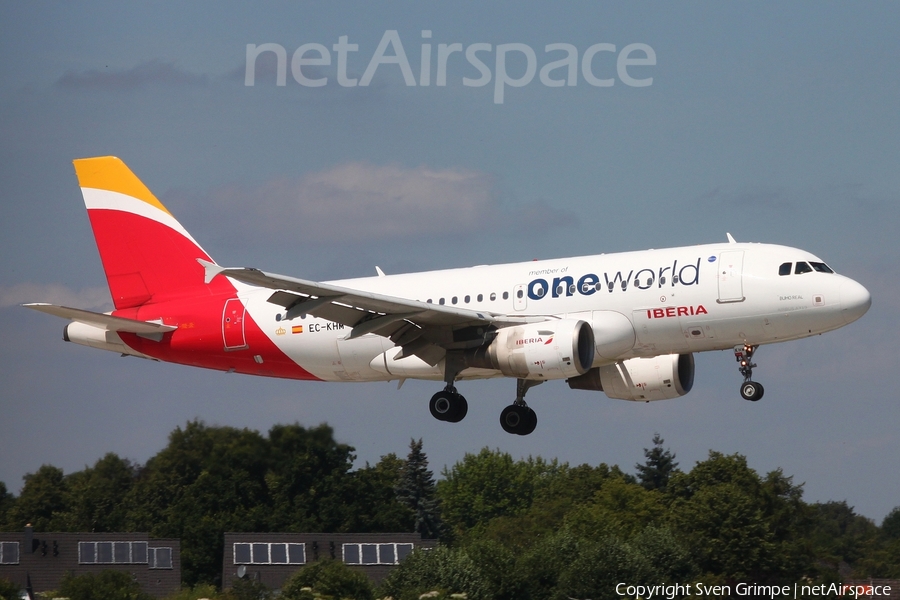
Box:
[500, 379, 540, 436]
[429, 352, 468, 423]
[734, 344, 764, 401]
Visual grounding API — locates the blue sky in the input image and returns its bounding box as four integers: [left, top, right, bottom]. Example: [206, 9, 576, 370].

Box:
[1, 2, 898, 522]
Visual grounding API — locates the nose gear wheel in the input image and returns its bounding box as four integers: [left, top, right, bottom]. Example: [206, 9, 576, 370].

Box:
[734, 344, 764, 401]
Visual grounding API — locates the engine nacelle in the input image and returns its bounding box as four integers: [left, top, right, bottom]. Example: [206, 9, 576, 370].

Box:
[467, 319, 594, 380]
[567, 353, 694, 401]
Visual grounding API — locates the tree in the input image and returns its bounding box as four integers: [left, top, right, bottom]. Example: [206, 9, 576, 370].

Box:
[62, 453, 137, 532]
[342, 453, 414, 533]
[882, 505, 900, 539]
[0, 482, 14, 530]
[437, 448, 539, 538]
[635, 433, 678, 492]
[6, 464, 67, 531]
[396, 438, 442, 538]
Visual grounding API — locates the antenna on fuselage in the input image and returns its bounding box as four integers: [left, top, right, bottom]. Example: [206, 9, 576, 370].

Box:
[726, 233, 737, 244]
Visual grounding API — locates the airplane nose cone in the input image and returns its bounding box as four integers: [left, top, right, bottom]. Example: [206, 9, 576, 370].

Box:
[840, 278, 871, 324]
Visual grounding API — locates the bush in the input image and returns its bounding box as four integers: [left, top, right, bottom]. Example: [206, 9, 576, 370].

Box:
[378, 547, 491, 600]
[0, 578, 21, 600]
[223, 578, 271, 600]
[59, 570, 153, 600]
[280, 560, 373, 600]
[164, 583, 221, 600]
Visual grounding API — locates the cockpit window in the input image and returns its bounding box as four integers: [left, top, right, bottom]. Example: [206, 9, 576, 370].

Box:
[794, 261, 813, 275]
[809, 261, 834, 274]
[778, 262, 792, 276]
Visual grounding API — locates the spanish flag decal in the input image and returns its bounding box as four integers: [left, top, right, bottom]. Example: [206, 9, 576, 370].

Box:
[292, 325, 303, 334]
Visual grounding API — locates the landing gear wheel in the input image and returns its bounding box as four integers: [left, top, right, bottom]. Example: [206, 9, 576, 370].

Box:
[499, 405, 538, 435]
[520, 407, 537, 436]
[445, 394, 468, 423]
[429, 391, 468, 422]
[430, 391, 454, 421]
[740, 381, 764, 402]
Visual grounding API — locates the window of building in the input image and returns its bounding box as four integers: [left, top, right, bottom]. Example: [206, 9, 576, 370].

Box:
[233, 543, 305, 565]
[149, 547, 173, 569]
[0, 542, 19, 564]
[78, 541, 149, 565]
[342, 543, 415, 565]
[778, 262, 792, 276]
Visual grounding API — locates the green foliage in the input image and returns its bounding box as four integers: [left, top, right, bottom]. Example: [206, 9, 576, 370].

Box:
[881, 505, 900, 539]
[0, 577, 20, 600]
[343, 453, 414, 533]
[59, 569, 153, 600]
[566, 475, 666, 538]
[64, 453, 137, 532]
[378, 546, 492, 600]
[222, 578, 271, 600]
[280, 560, 373, 600]
[162, 583, 221, 600]
[396, 439, 442, 539]
[5, 464, 67, 531]
[635, 433, 679, 491]
[437, 448, 543, 538]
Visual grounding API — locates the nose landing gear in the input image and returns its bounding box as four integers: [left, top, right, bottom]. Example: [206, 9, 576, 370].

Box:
[734, 344, 764, 401]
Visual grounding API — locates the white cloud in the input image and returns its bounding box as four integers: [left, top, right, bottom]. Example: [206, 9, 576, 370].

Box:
[56, 60, 208, 90]
[0, 283, 111, 310]
[192, 162, 574, 243]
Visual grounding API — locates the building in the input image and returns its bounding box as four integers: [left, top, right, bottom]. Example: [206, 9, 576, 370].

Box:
[222, 532, 435, 591]
[0, 526, 180, 598]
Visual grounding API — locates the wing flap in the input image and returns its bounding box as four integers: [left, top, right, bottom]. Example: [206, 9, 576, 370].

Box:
[23, 303, 177, 334]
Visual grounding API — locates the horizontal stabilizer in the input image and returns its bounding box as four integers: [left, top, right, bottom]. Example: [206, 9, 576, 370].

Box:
[23, 303, 177, 334]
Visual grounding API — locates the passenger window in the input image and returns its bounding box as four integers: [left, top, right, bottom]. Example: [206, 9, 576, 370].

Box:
[516, 289, 523, 299]
[503, 291, 509, 300]
[439, 298, 445, 305]
[426, 299, 432, 304]
[464, 295, 470, 303]
[810, 262, 834, 274]
[778, 263, 792, 276]
[451, 296, 458, 305]
[477, 294, 483, 302]
[490, 292, 496, 301]
[795, 262, 812, 275]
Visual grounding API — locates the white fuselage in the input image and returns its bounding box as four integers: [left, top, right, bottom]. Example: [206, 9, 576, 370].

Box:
[239, 242, 870, 383]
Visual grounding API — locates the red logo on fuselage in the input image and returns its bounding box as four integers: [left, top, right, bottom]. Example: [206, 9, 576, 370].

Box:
[646, 305, 708, 319]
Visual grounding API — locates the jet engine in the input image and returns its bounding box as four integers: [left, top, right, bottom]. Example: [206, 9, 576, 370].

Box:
[567, 353, 694, 401]
[466, 319, 594, 380]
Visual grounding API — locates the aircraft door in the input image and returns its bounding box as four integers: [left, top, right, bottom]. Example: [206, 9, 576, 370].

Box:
[717, 250, 745, 303]
[222, 298, 248, 350]
[513, 284, 527, 311]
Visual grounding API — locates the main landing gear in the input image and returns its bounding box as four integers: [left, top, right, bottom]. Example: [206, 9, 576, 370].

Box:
[499, 379, 540, 436]
[427, 362, 540, 435]
[429, 353, 468, 423]
[429, 387, 468, 423]
[734, 344, 764, 401]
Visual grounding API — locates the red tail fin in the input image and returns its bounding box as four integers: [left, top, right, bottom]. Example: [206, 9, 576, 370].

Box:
[74, 156, 218, 309]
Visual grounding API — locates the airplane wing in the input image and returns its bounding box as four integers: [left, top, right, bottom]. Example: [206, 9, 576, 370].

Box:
[23, 303, 177, 334]
[200, 260, 544, 365]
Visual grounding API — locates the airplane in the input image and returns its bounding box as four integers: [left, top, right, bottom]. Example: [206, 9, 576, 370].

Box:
[25, 156, 871, 435]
